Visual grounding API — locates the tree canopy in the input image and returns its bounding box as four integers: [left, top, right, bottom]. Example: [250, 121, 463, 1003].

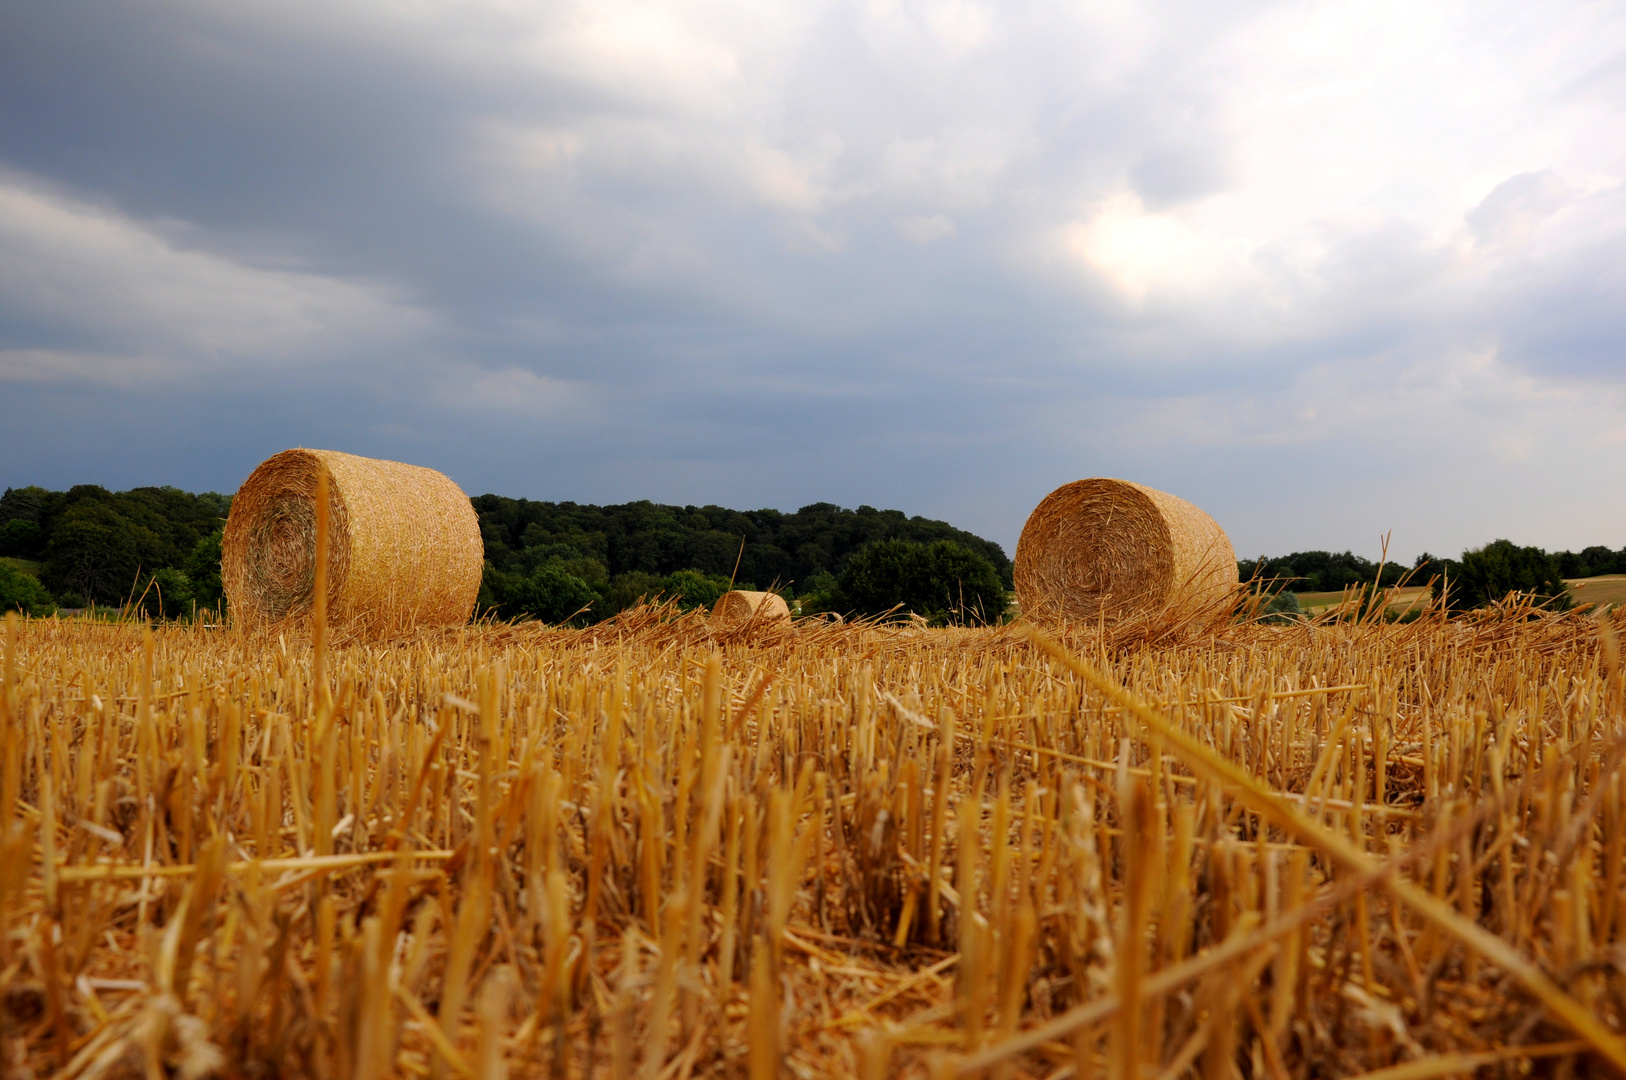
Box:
[1237, 550, 1411, 593]
[825, 538, 1009, 625]
[0, 561, 54, 617]
[1420, 540, 1571, 612]
[2, 484, 231, 609]
[470, 495, 1011, 624]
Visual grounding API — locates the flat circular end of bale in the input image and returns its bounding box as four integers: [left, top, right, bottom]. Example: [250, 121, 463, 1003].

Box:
[222, 448, 483, 638]
[1013, 478, 1236, 625]
[710, 590, 791, 629]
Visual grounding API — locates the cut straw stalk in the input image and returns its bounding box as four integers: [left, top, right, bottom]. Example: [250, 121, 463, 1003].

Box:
[9, 598, 1626, 1077]
[57, 850, 455, 881]
[1020, 627, 1626, 1076]
[955, 741, 1598, 1075]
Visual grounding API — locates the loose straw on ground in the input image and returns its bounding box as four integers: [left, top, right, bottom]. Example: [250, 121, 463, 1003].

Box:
[1018, 625, 1626, 1075]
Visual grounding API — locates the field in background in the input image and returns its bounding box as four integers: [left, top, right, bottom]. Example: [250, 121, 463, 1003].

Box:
[1290, 584, 1431, 616]
[1292, 575, 1626, 616]
[1570, 575, 1626, 610]
[3, 607, 1626, 1077]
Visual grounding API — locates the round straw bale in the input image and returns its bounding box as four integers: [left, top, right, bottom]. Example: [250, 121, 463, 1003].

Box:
[222, 448, 483, 637]
[1013, 478, 1236, 625]
[710, 590, 791, 629]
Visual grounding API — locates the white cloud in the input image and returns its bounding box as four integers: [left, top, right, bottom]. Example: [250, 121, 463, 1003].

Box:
[0, 349, 178, 387]
[436, 364, 580, 418]
[0, 175, 427, 380]
[895, 213, 956, 243]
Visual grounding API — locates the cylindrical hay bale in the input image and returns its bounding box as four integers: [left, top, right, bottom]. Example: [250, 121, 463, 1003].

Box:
[710, 590, 791, 629]
[1014, 478, 1236, 625]
[222, 449, 483, 637]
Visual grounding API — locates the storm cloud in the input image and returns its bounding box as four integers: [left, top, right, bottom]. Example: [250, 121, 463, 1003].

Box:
[2, 0, 1624, 559]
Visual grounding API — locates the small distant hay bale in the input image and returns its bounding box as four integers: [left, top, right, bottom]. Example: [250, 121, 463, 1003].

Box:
[1014, 478, 1237, 626]
[710, 590, 791, 629]
[222, 449, 483, 637]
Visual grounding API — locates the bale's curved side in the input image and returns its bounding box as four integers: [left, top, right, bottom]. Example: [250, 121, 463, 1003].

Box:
[710, 590, 791, 628]
[222, 449, 482, 636]
[1013, 478, 1236, 625]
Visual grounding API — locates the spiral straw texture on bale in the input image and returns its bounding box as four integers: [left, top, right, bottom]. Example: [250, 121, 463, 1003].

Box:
[710, 589, 791, 629]
[1014, 478, 1237, 626]
[222, 449, 483, 637]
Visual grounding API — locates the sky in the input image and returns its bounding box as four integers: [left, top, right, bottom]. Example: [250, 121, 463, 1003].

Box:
[2, 0, 1624, 562]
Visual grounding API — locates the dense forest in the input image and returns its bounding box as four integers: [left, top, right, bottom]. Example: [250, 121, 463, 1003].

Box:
[472, 495, 1011, 624]
[0, 485, 230, 616]
[0, 486, 1013, 625]
[3, 481, 1617, 622]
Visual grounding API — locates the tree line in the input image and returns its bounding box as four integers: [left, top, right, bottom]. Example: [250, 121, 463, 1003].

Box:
[472, 496, 1011, 625]
[1245, 538, 1621, 613]
[0, 486, 1014, 625]
[0, 485, 229, 617]
[7, 481, 1611, 623]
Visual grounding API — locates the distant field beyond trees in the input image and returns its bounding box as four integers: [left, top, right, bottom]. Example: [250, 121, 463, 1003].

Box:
[1246, 539, 1622, 613]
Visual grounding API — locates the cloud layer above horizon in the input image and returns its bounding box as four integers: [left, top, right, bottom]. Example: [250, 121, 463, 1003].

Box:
[2, 0, 1624, 560]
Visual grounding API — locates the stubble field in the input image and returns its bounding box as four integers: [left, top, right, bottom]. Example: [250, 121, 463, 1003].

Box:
[3, 600, 1626, 1078]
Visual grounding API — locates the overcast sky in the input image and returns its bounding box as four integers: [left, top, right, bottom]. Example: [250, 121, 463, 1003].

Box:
[2, 0, 1624, 560]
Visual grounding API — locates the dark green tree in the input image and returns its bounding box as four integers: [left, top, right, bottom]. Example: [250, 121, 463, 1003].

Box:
[604, 571, 665, 615]
[1555, 545, 1620, 578]
[469, 495, 1010, 592]
[0, 520, 42, 559]
[658, 569, 736, 612]
[42, 497, 166, 606]
[1444, 539, 1570, 611]
[137, 567, 196, 620]
[0, 486, 51, 559]
[1237, 550, 1404, 593]
[183, 529, 226, 614]
[511, 563, 600, 625]
[836, 538, 1008, 625]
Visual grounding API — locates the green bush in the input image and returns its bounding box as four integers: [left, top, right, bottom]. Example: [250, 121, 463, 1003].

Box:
[658, 569, 737, 612]
[479, 560, 599, 625]
[1445, 539, 1570, 611]
[1258, 590, 1302, 623]
[183, 529, 226, 615]
[513, 563, 599, 625]
[835, 538, 1008, 625]
[0, 563, 55, 617]
[605, 571, 665, 614]
[138, 567, 196, 620]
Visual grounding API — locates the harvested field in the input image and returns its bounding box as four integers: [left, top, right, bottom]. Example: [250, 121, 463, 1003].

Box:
[4, 601, 1626, 1078]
